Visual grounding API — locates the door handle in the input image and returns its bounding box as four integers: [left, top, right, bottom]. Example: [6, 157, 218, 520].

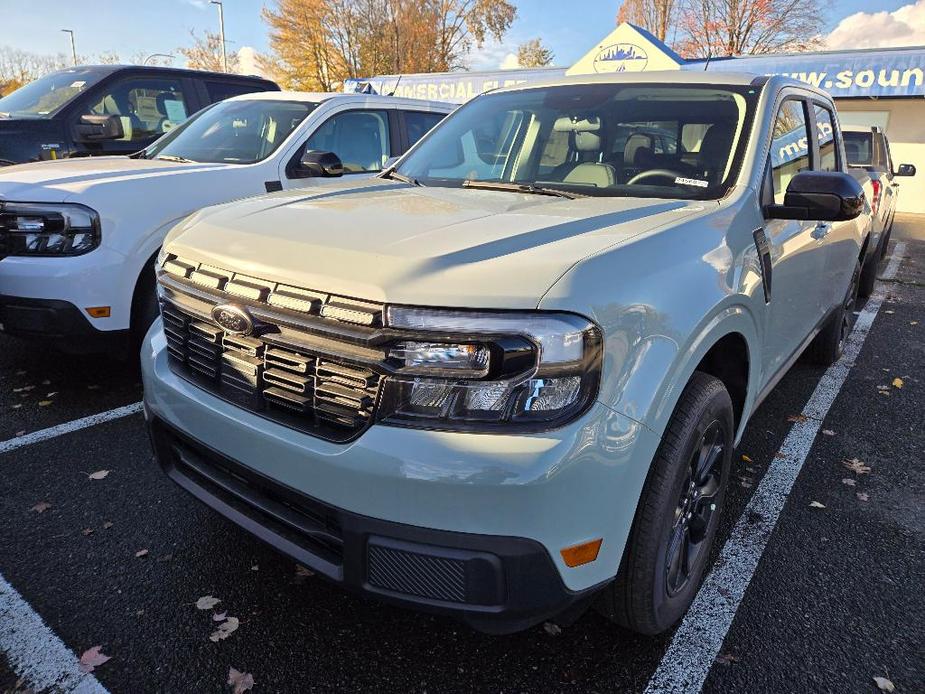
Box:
[811, 223, 830, 240]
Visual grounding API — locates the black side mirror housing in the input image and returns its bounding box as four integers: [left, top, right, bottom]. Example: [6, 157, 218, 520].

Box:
[895, 163, 916, 177]
[74, 114, 124, 142]
[765, 170, 864, 222]
[299, 150, 344, 178]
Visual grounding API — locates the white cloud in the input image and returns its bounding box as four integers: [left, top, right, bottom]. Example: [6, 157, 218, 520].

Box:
[467, 38, 522, 70]
[826, 0, 925, 49]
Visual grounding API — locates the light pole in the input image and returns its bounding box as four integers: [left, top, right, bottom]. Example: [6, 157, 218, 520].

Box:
[143, 53, 174, 66]
[61, 29, 77, 66]
[209, 1, 227, 73]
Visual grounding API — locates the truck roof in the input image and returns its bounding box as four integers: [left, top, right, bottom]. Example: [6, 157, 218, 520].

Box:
[45, 64, 277, 85]
[224, 90, 454, 110]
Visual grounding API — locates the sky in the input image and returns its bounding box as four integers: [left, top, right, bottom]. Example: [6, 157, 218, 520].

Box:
[0, 0, 923, 75]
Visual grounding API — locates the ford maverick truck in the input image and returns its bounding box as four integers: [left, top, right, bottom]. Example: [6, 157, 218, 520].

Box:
[142, 72, 871, 635]
[0, 93, 450, 353]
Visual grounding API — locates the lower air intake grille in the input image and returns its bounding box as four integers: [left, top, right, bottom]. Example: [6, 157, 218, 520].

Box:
[161, 298, 383, 443]
[367, 543, 468, 604]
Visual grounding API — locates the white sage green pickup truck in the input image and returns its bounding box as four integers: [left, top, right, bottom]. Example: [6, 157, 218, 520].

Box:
[142, 72, 871, 635]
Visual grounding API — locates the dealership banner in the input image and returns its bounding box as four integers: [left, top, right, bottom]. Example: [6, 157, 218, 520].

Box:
[696, 48, 925, 98]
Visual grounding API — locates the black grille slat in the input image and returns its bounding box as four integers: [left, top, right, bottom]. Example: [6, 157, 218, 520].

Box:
[159, 291, 382, 442]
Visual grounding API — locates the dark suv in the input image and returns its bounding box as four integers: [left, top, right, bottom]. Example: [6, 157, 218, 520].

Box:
[0, 65, 278, 165]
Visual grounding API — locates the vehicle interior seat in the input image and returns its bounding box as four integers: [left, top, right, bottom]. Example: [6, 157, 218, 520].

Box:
[697, 121, 736, 183]
[549, 117, 616, 188]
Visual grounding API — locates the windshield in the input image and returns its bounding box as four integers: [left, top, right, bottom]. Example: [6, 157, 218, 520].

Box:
[0, 68, 106, 119]
[144, 99, 317, 165]
[843, 131, 873, 166]
[395, 83, 759, 200]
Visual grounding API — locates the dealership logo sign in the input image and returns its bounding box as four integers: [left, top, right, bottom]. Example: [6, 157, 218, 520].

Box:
[593, 43, 648, 73]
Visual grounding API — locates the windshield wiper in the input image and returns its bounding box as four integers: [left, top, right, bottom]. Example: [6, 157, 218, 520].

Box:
[462, 180, 586, 199]
[155, 154, 196, 164]
[381, 169, 420, 186]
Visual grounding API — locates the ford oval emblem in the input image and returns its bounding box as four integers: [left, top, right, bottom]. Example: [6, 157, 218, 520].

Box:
[211, 303, 254, 336]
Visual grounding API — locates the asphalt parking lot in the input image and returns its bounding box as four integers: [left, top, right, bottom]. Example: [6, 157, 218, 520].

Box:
[1, 238, 923, 694]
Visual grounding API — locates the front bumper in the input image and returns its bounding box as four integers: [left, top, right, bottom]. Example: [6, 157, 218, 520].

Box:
[142, 322, 661, 632]
[0, 294, 128, 353]
[0, 245, 133, 335]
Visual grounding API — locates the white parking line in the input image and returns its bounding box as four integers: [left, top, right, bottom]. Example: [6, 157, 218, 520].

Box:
[645, 242, 906, 694]
[0, 402, 143, 456]
[0, 570, 110, 693]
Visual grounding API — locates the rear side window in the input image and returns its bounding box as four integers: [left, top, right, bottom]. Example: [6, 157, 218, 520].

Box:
[770, 100, 810, 204]
[813, 105, 838, 171]
[405, 111, 445, 148]
[206, 81, 266, 104]
[844, 132, 873, 166]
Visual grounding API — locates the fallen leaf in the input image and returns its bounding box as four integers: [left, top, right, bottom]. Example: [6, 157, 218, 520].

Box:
[842, 458, 871, 475]
[856, 492, 870, 502]
[822, 429, 836, 436]
[46, 392, 57, 397]
[87, 470, 110, 480]
[543, 622, 562, 636]
[250, 565, 258, 571]
[911, 321, 919, 326]
[810, 501, 826, 508]
[135, 549, 149, 558]
[715, 652, 740, 665]
[209, 616, 240, 642]
[38, 400, 53, 407]
[82, 528, 94, 536]
[30, 501, 51, 513]
[78, 646, 111, 674]
[841, 478, 857, 487]
[892, 377, 904, 389]
[228, 667, 255, 694]
[787, 414, 809, 423]
[196, 595, 221, 610]
[213, 611, 227, 622]
[102, 521, 113, 529]
[873, 676, 895, 692]
[741, 454, 753, 463]
[884, 309, 894, 314]
[11, 403, 22, 410]
[295, 564, 314, 577]
[15, 431, 26, 437]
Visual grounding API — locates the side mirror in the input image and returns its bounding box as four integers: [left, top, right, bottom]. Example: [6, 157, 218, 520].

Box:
[765, 171, 864, 222]
[299, 150, 343, 178]
[74, 114, 124, 142]
[895, 163, 916, 177]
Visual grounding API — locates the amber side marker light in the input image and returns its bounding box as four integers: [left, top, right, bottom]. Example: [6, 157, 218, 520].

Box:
[560, 538, 603, 568]
[85, 306, 111, 318]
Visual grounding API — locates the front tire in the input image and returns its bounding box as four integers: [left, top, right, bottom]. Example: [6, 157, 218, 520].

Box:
[597, 372, 734, 635]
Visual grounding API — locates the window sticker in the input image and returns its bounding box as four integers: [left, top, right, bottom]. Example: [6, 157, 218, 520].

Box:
[70, 81, 86, 89]
[674, 177, 709, 188]
[163, 99, 188, 123]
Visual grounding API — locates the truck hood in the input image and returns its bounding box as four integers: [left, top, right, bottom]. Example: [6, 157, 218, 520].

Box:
[167, 179, 709, 309]
[0, 156, 239, 204]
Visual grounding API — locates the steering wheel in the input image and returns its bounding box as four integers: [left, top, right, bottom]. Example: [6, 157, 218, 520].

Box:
[626, 169, 688, 186]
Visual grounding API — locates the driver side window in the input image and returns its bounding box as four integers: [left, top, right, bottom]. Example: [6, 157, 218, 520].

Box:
[84, 79, 187, 143]
[304, 110, 390, 173]
[769, 100, 810, 204]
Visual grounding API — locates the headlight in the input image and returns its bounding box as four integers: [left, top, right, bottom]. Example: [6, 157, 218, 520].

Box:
[377, 307, 603, 433]
[0, 202, 101, 257]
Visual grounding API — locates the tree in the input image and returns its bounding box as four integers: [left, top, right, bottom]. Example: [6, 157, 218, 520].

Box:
[178, 30, 238, 73]
[261, 0, 517, 91]
[617, 0, 677, 42]
[0, 47, 66, 95]
[517, 38, 554, 67]
[674, 0, 825, 57]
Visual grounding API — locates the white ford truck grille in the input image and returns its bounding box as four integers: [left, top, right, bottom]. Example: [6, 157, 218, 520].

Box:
[157, 254, 386, 443]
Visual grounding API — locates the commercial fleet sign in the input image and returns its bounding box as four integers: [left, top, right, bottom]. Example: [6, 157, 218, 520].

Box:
[348, 22, 925, 102]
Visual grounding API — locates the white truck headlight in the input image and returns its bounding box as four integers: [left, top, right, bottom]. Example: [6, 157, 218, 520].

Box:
[0, 202, 101, 257]
[378, 307, 603, 432]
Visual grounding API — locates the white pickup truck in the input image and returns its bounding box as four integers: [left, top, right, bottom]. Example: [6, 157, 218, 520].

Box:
[0, 92, 451, 352]
[143, 72, 873, 635]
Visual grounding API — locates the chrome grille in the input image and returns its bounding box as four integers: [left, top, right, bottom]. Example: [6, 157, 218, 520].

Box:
[158, 255, 386, 443]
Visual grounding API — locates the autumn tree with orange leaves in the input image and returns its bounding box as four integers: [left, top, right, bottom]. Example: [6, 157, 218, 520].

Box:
[673, 0, 825, 57]
[262, 0, 516, 91]
[616, 0, 678, 42]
